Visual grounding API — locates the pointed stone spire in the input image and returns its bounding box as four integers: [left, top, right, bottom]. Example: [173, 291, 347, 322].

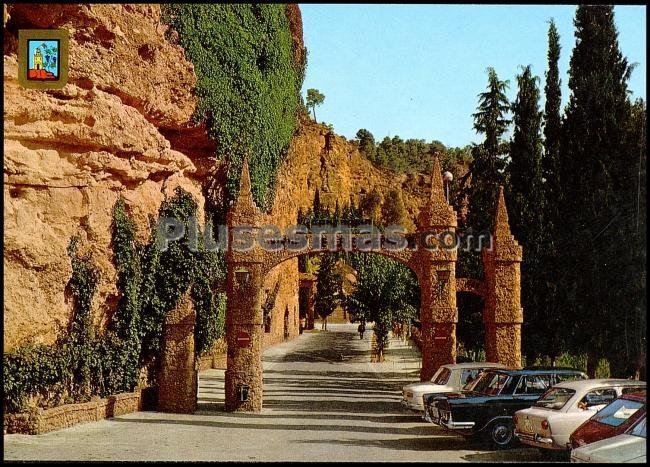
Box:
[228, 157, 261, 226]
[238, 158, 253, 202]
[233, 157, 258, 211]
[487, 185, 522, 261]
[416, 155, 457, 230]
[429, 156, 447, 205]
[493, 186, 512, 239]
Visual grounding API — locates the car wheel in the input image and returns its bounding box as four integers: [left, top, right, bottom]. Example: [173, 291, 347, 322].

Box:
[489, 420, 515, 449]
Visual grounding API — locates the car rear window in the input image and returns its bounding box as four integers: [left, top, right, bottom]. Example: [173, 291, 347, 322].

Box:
[433, 367, 451, 385]
[535, 387, 576, 409]
[591, 398, 644, 427]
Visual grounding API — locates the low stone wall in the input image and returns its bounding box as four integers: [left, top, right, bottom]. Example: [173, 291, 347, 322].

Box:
[197, 338, 228, 370]
[4, 389, 144, 435]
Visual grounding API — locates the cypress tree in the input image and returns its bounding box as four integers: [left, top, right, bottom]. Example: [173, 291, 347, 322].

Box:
[560, 5, 635, 376]
[507, 65, 559, 362]
[543, 19, 562, 218]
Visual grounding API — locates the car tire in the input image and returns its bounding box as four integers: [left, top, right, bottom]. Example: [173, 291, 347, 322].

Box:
[488, 420, 516, 449]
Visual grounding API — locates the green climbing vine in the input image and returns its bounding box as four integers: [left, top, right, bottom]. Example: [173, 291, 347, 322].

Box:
[3, 189, 226, 414]
[3, 237, 102, 413]
[161, 4, 304, 213]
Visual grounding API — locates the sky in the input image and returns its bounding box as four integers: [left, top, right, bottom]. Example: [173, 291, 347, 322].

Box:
[300, 4, 647, 148]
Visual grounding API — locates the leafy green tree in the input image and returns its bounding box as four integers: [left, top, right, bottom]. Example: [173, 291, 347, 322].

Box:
[347, 254, 418, 360]
[306, 88, 325, 122]
[314, 254, 343, 325]
[461, 67, 510, 277]
[560, 5, 636, 376]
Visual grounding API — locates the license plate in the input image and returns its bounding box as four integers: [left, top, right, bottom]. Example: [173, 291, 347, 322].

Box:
[523, 418, 533, 433]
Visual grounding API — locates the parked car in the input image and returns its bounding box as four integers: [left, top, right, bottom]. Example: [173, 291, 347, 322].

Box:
[423, 367, 587, 448]
[513, 379, 646, 456]
[570, 414, 646, 463]
[401, 362, 507, 412]
[570, 391, 647, 449]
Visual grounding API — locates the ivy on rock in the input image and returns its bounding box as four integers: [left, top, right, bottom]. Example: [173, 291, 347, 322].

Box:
[162, 4, 304, 214]
[3, 189, 226, 414]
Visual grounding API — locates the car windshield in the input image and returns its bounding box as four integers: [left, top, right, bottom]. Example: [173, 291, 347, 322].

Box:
[432, 367, 451, 385]
[628, 417, 647, 438]
[471, 371, 510, 396]
[535, 387, 576, 410]
[591, 398, 644, 427]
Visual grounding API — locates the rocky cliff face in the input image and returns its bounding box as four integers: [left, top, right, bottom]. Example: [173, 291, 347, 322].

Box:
[3, 4, 430, 352]
[3, 4, 214, 351]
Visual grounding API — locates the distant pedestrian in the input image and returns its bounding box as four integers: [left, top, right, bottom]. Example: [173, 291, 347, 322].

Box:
[358, 322, 365, 339]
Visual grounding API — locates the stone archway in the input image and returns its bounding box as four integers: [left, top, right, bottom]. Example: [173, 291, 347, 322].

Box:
[220, 158, 524, 412]
[156, 157, 524, 413]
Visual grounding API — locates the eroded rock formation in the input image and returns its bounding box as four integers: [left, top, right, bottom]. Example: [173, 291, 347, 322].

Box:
[3, 4, 212, 350]
[3, 4, 430, 352]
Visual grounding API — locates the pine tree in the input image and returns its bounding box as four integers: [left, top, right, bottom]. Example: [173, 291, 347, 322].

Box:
[355, 129, 377, 161]
[560, 5, 635, 376]
[461, 67, 510, 277]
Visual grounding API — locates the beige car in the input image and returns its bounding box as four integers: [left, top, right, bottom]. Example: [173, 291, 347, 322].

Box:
[401, 362, 507, 412]
[514, 379, 646, 454]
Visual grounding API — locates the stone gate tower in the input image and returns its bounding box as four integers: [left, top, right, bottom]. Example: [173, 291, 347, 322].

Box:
[224, 160, 266, 411]
[415, 157, 459, 381]
[482, 187, 523, 368]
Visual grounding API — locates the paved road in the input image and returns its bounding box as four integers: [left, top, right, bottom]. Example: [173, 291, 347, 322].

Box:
[4, 324, 543, 462]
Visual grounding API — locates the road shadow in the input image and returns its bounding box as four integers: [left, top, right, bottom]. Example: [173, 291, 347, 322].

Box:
[110, 416, 446, 437]
[291, 434, 489, 452]
[462, 448, 547, 462]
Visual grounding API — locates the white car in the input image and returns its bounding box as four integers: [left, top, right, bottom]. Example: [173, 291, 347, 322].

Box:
[514, 379, 646, 453]
[570, 415, 646, 463]
[401, 362, 507, 412]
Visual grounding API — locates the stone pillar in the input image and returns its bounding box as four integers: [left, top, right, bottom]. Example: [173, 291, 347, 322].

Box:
[224, 159, 266, 412]
[416, 156, 459, 381]
[419, 266, 458, 381]
[158, 290, 197, 413]
[482, 187, 523, 368]
[225, 262, 265, 412]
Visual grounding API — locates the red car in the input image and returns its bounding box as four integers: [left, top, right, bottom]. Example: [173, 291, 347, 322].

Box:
[570, 390, 646, 449]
